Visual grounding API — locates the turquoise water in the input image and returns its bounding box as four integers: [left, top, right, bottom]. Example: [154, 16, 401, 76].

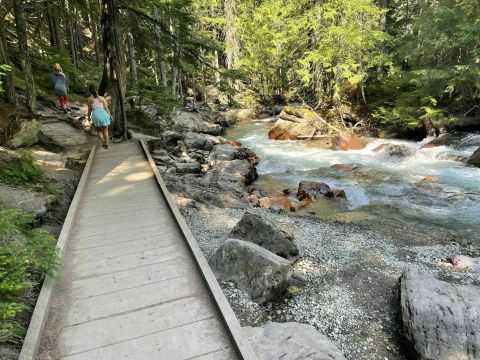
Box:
[226, 119, 480, 240]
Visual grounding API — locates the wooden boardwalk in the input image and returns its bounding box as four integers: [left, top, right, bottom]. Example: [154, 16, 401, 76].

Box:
[22, 142, 256, 360]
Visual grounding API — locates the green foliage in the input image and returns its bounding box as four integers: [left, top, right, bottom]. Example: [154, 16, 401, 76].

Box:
[0, 208, 58, 343]
[236, 0, 389, 104]
[373, 0, 480, 129]
[0, 151, 45, 186]
[0, 64, 11, 94]
[0, 151, 56, 194]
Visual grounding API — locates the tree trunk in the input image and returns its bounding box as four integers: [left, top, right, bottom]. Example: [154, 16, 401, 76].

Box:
[100, 0, 128, 140]
[126, 32, 138, 88]
[64, 0, 78, 68]
[153, 6, 168, 87]
[88, 0, 100, 66]
[0, 0, 17, 105]
[13, 0, 35, 111]
[224, 0, 239, 69]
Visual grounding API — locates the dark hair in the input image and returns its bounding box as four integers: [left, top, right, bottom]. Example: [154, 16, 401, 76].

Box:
[88, 84, 98, 98]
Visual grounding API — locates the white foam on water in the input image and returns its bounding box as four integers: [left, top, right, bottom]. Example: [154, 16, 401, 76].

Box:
[227, 121, 480, 237]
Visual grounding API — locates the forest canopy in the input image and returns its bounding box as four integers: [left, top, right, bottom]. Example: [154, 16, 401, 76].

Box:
[0, 0, 479, 136]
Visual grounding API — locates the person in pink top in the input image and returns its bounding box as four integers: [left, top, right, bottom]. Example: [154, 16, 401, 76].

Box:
[87, 84, 112, 149]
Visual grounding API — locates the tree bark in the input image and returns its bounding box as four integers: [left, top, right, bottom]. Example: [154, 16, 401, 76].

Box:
[88, 0, 100, 66]
[100, 0, 128, 140]
[64, 0, 78, 68]
[224, 0, 239, 69]
[153, 6, 168, 87]
[126, 31, 138, 88]
[0, 0, 17, 105]
[13, 0, 36, 111]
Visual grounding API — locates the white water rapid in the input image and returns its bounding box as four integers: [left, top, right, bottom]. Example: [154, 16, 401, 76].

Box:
[226, 118, 480, 240]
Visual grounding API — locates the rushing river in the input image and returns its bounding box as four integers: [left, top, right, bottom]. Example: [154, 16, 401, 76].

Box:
[226, 118, 480, 241]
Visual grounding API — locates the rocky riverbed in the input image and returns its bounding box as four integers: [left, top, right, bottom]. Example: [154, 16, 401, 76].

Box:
[182, 204, 480, 360]
[149, 108, 480, 360]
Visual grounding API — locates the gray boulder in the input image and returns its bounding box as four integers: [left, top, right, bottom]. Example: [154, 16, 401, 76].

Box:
[400, 269, 480, 360]
[183, 131, 215, 151]
[39, 122, 87, 150]
[468, 147, 480, 167]
[174, 161, 202, 174]
[209, 239, 292, 303]
[211, 159, 258, 186]
[231, 212, 298, 258]
[244, 322, 346, 360]
[2, 117, 39, 148]
[209, 143, 259, 164]
[173, 110, 223, 135]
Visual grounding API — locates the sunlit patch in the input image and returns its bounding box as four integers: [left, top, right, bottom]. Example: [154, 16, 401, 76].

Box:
[125, 171, 152, 181]
[293, 258, 322, 277]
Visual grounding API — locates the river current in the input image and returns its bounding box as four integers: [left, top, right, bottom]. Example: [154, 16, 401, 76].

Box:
[226, 118, 480, 241]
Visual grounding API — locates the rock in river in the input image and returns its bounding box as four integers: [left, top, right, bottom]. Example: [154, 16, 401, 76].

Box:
[297, 181, 331, 200]
[468, 147, 480, 167]
[209, 239, 292, 303]
[231, 212, 298, 258]
[244, 322, 346, 360]
[400, 269, 480, 360]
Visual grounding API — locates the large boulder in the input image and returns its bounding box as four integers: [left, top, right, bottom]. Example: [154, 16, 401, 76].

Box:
[209, 239, 293, 303]
[231, 212, 298, 258]
[268, 106, 329, 140]
[468, 147, 480, 167]
[0, 114, 40, 148]
[209, 143, 259, 164]
[400, 269, 480, 360]
[172, 110, 222, 135]
[210, 159, 258, 186]
[244, 322, 346, 360]
[39, 122, 87, 150]
[331, 132, 368, 151]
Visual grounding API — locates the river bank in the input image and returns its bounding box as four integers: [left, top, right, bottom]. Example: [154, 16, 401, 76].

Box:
[158, 114, 480, 360]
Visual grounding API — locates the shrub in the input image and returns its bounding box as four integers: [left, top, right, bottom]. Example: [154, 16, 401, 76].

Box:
[0, 208, 58, 343]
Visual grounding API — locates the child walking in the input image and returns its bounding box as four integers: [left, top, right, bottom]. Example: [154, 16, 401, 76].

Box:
[87, 85, 112, 149]
[51, 63, 68, 111]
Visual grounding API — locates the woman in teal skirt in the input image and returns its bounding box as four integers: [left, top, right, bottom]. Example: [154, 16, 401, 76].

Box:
[87, 85, 112, 149]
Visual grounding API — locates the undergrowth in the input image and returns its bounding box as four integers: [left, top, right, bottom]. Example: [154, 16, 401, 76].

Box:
[0, 207, 59, 344]
[0, 150, 57, 194]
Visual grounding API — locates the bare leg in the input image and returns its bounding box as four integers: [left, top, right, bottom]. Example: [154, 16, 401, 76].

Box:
[96, 127, 104, 143]
[102, 126, 109, 148]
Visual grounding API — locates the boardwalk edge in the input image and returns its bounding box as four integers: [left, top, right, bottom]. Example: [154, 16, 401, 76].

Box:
[19, 146, 97, 360]
[140, 140, 259, 360]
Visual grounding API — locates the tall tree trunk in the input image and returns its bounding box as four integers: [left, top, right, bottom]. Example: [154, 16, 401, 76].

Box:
[88, 0, 100, 66]
[46, 6, 58, 49]
[64, 0, 78, 68]
[153, 6, 167, 87]
[224, 0, 239, 69]
[75, 9, 85, 62]
[13, 0, 35, 111]
[126, 32, 138, 88]
[0, 0, 17, 105]
[171, 66, 178, 96]
[100, 0, 128, 140]
[212, 50, 221, 84]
